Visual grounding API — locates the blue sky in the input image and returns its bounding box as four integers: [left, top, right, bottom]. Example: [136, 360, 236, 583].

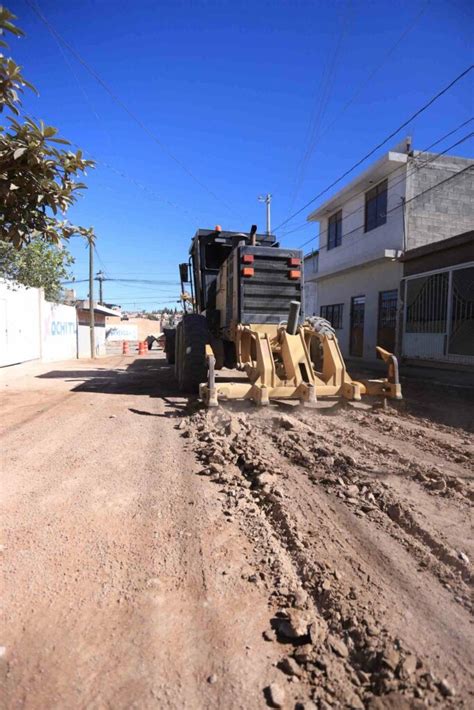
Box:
[10, 0, 474, 309]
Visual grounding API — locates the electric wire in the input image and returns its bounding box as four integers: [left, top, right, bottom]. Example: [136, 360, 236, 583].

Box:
[288, 0, 352, 211]
[300, 162, 473, 255]
[62, 277, 180, 286]
[21, 103, 202, 224]
[281, 0, 431, 228]
[308, 1, 432, 156]
[274, 64, 474, 233]
[25, 0, 237, 217]
[279, 119, 474, 241]
[297, 129, 473, 248]
[93, 245, 109, 277]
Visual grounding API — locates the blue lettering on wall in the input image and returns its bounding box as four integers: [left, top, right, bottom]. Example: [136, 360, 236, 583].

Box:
[51, 321, 76, 336]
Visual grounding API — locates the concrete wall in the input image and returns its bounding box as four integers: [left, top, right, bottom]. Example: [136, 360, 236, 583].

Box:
[77, 324, 106, 358]
[105, 316, 161, 340]
[317, 260, 403, 361]
[317, 165, 406, 279]
[105, 323, 139, 342]
[406, 153, 474, 249]
[303, 251, 319, 316]
[0, 281, 78, 367]
[0, 281, 41, 366]
[304, 281, 318, 317]
[41, 301, 77, 362]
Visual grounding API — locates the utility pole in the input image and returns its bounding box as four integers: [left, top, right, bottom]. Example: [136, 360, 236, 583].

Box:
[89, 238, 95, 359]
[258, 193, 272, 235]
[96, 270, 105, 305]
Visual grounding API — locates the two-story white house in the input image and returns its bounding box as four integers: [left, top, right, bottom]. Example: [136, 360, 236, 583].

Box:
[305, 139, 473, 362]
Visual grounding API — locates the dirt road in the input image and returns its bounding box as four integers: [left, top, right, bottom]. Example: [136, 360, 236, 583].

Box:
[1, 353, 473, 709]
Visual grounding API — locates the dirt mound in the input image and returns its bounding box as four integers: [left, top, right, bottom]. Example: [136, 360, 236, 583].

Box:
[182, 403, 473, 708]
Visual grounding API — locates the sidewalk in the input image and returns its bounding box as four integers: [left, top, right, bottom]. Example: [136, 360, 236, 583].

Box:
[0, 355, 127, 392]
[346, 358, 474, 390]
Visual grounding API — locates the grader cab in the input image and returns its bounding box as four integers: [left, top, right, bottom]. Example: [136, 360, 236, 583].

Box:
[167, 225, 401, 406]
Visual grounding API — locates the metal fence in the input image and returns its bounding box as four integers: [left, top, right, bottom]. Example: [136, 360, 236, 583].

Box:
[402, 263, 474, 365]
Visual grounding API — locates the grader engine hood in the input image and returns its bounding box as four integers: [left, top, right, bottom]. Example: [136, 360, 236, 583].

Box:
[226, 244, 304, 327]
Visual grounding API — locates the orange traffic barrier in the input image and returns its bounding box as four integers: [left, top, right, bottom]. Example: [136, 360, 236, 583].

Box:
[138, 341, 146, 355]
[122, 340, 129, 355]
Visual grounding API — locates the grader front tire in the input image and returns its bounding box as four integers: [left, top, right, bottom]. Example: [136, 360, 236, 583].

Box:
[163, 328, 176, 365]
[175, 315, 209, 393]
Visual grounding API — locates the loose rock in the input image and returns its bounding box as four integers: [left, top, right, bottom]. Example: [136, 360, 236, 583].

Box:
[278, 656, 301, 677]
[328, 634, 349, 658]
[265, 682, 286, 708]
[439, 678, 455, 697]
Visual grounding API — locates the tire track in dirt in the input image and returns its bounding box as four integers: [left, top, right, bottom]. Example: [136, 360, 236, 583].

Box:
[263, 413, 472, 604]
[184, 405, 473, 708]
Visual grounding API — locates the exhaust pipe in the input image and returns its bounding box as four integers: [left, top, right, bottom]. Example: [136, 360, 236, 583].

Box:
[287, 301, 300, 335]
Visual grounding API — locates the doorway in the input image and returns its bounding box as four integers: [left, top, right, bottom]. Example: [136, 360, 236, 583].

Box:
[377, 289, 397, 354]
[350, 296, 365, 357]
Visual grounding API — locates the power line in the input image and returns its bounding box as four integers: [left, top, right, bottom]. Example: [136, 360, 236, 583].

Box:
[308, 1, 431, 156]
[288, 0, 353, 211]
[107, 278, 180, 285]
[281, 0, 430, 228]
[278, 125, 472, 242]
[18, 100, 203, 224]
[25, 0, 237, 217]
[110, 298, 179, 303]
[298, 129, 473, 248]
[107, 298, 179, 303]
[93, 245, 109, 277]
[62, 280, 180, 286]
[280, 119, 474, 242]
[19, 69, 201, 224]
[300, 162, 473, 254]
[274, 64, 474, 232]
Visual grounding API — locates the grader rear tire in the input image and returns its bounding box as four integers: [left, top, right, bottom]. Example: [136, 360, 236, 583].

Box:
[175, 314, 209, 393]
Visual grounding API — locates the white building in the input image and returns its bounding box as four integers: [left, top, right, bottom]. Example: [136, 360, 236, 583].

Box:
[305, 139, 474, 362]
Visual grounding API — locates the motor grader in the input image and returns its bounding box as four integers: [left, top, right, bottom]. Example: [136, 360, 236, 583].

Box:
[166, 225, 401, 407]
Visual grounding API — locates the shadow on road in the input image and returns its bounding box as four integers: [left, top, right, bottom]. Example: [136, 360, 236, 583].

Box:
[36, 358, 181, 398]
[36, 357, 473, 433]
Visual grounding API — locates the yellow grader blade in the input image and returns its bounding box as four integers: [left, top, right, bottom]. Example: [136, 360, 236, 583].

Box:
[199, 319, 402, 407]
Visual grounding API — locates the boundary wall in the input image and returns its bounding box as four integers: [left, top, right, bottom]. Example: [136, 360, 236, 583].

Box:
[0, 281, 77, 367]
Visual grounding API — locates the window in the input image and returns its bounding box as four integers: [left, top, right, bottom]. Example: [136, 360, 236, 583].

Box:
[205, 243, 232, 269]
[320, 303, 343, 329]
[327, 210, 342, 250]
[365, 179, 387, 232]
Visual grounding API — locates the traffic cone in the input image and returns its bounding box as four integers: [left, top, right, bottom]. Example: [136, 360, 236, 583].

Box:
[122, 340, 129, 355]
[138, 341, 146, 355]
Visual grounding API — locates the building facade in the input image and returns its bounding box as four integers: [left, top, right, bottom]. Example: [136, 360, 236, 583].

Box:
[303, 250, 319, 316]
[305, 141, 473, 361]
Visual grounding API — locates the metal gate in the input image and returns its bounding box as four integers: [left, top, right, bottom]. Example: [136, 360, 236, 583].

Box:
[350, 295, 365, 357]
[377, 289, 398, 354]
[403, 263, 474, 365]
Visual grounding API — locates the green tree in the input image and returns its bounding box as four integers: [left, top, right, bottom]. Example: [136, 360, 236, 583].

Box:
[0, 6, 94, 248]
[0, 238, 74, 301]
